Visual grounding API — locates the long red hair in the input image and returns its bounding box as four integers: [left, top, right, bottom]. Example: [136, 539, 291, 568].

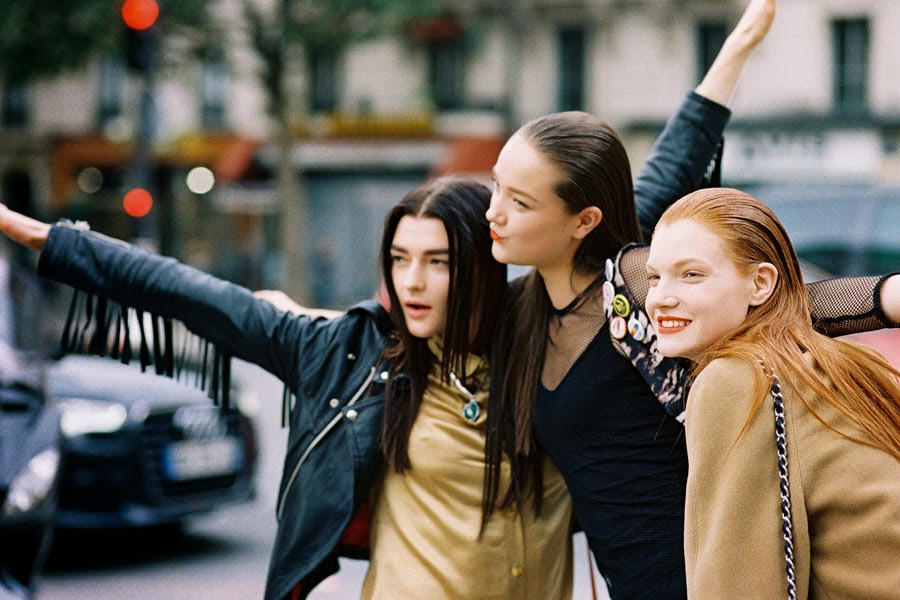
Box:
[659, 188, 900, 459]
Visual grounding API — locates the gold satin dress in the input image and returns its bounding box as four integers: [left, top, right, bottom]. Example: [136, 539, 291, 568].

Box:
[361, 338, 574, 599]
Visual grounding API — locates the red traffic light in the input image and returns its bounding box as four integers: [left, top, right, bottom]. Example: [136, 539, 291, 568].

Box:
[123, 188, 154, 217]
[122, 0, 159, 30]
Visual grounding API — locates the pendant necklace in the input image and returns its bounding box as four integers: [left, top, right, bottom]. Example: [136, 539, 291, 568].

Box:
[449, 370, 481, 423]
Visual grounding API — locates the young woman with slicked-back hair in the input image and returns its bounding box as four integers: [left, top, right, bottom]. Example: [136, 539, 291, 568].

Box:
[646, 188, 900, 599]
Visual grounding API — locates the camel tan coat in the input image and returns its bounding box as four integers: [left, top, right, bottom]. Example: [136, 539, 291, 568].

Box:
[684, 356, 900, 600]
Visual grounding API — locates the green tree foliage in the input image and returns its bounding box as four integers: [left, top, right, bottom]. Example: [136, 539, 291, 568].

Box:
[0, 0, 217, 84]
[241, 0, 440, 115]
[239, 0, 441, 300]
[0, 0, 442, 299]
[281, 0, 439, 52]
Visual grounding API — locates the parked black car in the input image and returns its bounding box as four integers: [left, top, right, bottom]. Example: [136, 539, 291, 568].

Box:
[46, 354, 258, 529]
[0, 367, 60, 600]
[0, 255, 63, 599]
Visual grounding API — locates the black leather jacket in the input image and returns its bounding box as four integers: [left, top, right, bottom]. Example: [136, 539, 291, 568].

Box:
[37, 224, 392, 599]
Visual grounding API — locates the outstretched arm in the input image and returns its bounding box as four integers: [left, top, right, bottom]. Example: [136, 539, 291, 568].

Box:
[634, 0, 776, 238]
[806, 274, 900, 336]
[882, 275, 900, 325]
[0, 203, 330, 381]
[620, 245, 898, 335]
[0, 204, 50, 250]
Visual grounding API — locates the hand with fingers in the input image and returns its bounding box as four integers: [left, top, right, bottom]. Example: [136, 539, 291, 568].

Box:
[695, 0, 777, 106]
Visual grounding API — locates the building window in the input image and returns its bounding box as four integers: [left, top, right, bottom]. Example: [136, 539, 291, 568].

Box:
[2, 80, 30, 128]
[428, 39, 464, 111]
[97, 56, 124, 131]
[309, 49, 341, 113]
[696, 21, 728, 83]
[832, 18, 869, 115]
[557, 27, 586, 111]
[201, 51, 228, 130]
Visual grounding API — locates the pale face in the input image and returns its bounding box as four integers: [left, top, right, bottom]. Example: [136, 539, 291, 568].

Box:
[486, 132, 585, 272]
[645, 220, 764, 361]
[390, 216, 451, 339]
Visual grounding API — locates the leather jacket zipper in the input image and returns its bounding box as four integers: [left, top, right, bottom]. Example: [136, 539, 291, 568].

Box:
[276, 365, 378, 520]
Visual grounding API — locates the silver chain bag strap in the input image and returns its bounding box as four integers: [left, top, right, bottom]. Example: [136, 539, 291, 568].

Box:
[760, 361, 797, 600]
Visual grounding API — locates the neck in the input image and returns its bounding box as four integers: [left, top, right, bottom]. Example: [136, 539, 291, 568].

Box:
[539, 264, 599, 310]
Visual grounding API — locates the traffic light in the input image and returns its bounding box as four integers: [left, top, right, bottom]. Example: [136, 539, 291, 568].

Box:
[122, 0, 160, 73]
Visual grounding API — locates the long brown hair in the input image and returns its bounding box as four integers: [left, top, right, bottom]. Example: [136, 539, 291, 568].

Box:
[660, 188, 900, 459]
[502, 112, 643, 454]
[379, 176, 540, 528]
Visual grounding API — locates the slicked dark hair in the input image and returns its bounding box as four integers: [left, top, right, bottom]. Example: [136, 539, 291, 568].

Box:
[503, 112, 643, 456]
[379, 176, 538, 530]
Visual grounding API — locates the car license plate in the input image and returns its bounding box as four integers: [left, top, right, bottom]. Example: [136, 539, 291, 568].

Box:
[162, 438, 243, 481]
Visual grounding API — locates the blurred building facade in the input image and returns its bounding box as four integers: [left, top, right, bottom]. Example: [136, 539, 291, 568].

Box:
[1, 0, 899, 304]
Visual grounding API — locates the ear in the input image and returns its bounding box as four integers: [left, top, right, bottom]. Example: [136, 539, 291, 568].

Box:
[572, 206, 603, 240]
[749, 262, 778, 306]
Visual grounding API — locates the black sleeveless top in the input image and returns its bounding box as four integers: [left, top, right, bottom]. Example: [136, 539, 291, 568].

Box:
[534, 321, 688, 600]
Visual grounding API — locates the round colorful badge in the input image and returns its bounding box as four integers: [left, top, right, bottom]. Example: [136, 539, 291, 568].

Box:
[612, 294, 631, 317]
[610, 316, 627, 339]
[628, 315, 645, 341]
[602, 281, 615, 312]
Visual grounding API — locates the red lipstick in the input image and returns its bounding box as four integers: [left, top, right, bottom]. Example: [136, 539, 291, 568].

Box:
[656, 317, 690, 334]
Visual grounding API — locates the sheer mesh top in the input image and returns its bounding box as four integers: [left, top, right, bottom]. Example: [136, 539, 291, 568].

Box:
[543, 279, 607, 390]
[541, 245, 893, 390]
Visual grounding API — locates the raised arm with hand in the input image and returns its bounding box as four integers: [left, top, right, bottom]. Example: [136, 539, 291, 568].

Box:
[694, 0, 776, 106]
[633, 0, 776, 238]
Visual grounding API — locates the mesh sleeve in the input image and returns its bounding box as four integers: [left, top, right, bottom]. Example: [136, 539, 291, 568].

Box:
[620, 245, 652, 307]
[808, 274, 897, 337]
[618, 245, 896, 337]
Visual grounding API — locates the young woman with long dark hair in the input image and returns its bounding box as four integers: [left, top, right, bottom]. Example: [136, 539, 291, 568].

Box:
[0, 177, 573, 600]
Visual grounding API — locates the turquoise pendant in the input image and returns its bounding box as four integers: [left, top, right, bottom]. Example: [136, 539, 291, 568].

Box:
[450, 370, 481, 423]
[463, 399, 481, 422]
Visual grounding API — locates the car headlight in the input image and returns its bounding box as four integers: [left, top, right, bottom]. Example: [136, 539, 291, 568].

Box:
[3, 447, 61, 515]
[58, 398, 128, 437]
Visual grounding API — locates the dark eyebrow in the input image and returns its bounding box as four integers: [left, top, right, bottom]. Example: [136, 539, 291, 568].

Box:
[390, 245, 449, 256]
[491, 168, 541, 204]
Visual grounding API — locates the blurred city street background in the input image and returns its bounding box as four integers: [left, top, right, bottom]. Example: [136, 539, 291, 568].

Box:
[2, 0, 899, 598]
[3, 0, 899, 310]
